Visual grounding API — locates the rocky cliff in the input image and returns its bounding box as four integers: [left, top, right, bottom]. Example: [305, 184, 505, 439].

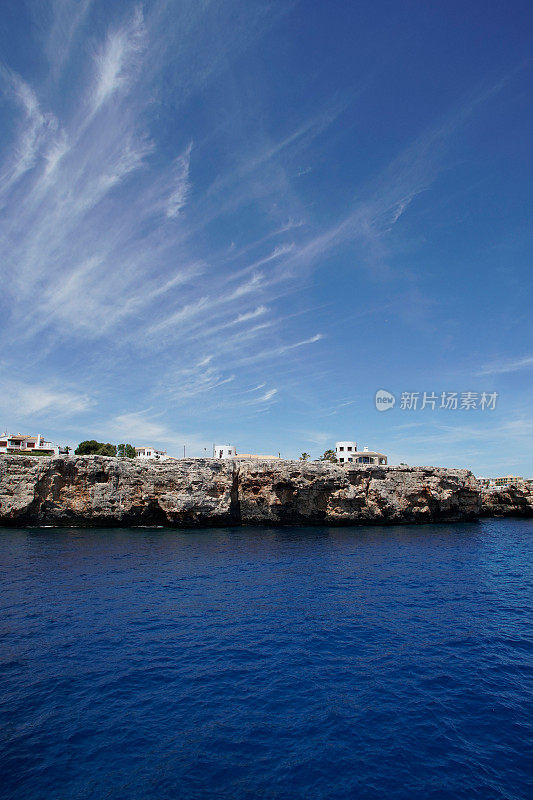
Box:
[480, 484, 533, 518]
[0, 455, 481, 527]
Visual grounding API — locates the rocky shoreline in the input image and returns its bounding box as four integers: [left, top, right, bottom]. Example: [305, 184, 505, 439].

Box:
[480, 483, 533, 518]
[1, 453, 529, 528]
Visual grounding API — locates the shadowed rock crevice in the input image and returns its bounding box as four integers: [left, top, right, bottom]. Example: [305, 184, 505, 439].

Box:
[229, 464, 242, 524]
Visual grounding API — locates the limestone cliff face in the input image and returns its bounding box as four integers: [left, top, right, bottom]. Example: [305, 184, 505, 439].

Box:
[0, 455, 481, 527]
[480, 484, 533, 518]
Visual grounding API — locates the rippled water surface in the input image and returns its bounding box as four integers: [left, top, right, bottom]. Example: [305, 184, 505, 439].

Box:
[1, 520, 532, 799]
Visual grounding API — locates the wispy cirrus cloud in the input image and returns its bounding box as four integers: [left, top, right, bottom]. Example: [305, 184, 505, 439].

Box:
[165, 142, 193, 218]
[477, 355, 533, 376]
[0, 71, 58, 198]
[45, 0, 94, 79]
[4, 0, 488, 365]
[234, 333, 323, 367]
[91, 5, 146, 113]
[0, 380, 92, 420]
[102, 410, 208, 452]
[0, 0, 522, 467]
[0, 0, 311, 377]
[273, 77, 512, 282]
[231, 306, 268, 325]
[388, 413, 533, 471]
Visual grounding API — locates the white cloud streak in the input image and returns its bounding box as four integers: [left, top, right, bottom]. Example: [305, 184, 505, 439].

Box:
[0, 1, 513, 453]
[0, 380, 92, 421]
[477, 355, 533, 376]
[103, 410, 208, 452]
[91, 5, 146, 113]
[166, 142, 193, 218]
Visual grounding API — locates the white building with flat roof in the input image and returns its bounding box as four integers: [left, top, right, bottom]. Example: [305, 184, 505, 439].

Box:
[135, 446, 167, 460]
[335, 441, 387, 465]
[335, 441, 357, 459]
[213, 445, 237, 459]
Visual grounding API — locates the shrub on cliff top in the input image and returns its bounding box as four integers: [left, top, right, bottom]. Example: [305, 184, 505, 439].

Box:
[75, 440, 117, 457]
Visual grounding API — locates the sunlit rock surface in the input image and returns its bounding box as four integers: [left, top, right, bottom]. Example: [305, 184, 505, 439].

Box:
[0, 455, 483, 527]
[480, 484, 533, 518]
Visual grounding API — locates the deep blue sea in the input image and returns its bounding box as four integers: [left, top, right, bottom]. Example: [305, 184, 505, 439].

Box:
[1, 520, 532, 800]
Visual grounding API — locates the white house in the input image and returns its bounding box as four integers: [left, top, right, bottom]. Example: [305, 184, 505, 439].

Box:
[335, 441, 387, 465]
[335, 441, 358, 460]
[135, 446, 168, 460]
[0, 433, 59, 456]
[213, 445, 237, 459]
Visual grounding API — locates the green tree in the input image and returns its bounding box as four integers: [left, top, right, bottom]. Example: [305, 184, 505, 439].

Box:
[75, 440, 100, 455]
[75, 440, 117, 457]
[118, 443, 137, 458]
[320, 449, 337, 463]
[299, 452, 311, 461]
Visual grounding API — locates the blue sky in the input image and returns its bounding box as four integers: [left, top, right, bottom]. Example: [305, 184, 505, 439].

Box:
[0, 0, 532, 474]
